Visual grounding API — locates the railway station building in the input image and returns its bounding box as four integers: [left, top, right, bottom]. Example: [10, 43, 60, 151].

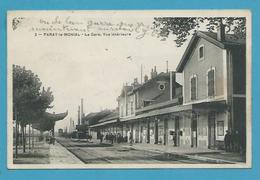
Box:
[86, 26, 246, 151]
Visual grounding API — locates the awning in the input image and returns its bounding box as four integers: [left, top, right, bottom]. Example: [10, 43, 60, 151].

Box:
[190, 100, 228, 113]
[120, 104, 193, 122]
[120, 100, 228, 122]
[89, 119, 118, 128]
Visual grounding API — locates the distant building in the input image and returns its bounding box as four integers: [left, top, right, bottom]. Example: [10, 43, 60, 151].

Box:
[89, 109, 119, 139]
[115, 68, 182, 145]
[69, 118, 76, 133]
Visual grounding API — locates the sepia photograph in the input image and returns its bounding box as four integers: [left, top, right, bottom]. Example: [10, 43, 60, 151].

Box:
[7, 10, 251, 169]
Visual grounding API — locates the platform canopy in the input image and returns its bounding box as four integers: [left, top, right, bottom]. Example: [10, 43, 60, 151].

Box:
[32, 111, 68, 131]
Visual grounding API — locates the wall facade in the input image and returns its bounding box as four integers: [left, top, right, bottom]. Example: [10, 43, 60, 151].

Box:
[183, 38, 225, 104]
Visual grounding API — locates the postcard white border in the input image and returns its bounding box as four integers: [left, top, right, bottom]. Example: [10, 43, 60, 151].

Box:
[7, 10, 252, 169]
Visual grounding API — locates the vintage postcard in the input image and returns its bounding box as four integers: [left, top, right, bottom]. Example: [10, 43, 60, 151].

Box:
[7, 10, 251, 169]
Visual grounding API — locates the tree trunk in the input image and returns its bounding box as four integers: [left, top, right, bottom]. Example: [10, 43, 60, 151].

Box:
[22, 125, 26, 153]
[28, 124, 31, 150]
[14, 107, 19, 158]
[15, 120, 18, 158]
[19, 122, 22, 147]
[32, 127, 34, 149]
[52, 125, 55, 145]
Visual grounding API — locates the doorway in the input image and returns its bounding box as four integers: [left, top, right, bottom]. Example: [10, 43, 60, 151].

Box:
[155, 119, 158, 144]
[175, 116, 180, 146]
[208, 112, 216, 149]
[191, 113, 198, 147]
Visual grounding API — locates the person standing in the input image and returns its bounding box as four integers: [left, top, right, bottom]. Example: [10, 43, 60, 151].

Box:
[234, 130, 240, 152]
[110, 133, 114, 144]
[230, 130, 235, 152]
[224, 130, 231, 152]
[100, 133, 104, 143]
[129, 132, 133, 146]
[172, 132, 177, 146]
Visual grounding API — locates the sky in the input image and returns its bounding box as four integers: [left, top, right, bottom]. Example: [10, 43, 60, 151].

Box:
[8, 11, 194, 130]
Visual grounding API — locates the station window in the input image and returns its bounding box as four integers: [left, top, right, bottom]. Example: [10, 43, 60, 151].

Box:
[207, 68, 215, 97]
[190, 75, 197, 100]
[198, 45, 204, 61]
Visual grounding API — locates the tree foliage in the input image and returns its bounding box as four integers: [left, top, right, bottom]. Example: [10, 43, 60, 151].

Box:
[153, 17, 246, 47]
[37, 118, 56, 132]
[13, 65, 54, 126]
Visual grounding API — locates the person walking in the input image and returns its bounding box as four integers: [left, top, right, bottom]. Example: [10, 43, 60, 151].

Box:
[224, 130, 231, 152]
[230, 130, 235, 152]
[129, 132, 133, 146]
[100, 133, 104, 143]
[110, 133, 114, 144]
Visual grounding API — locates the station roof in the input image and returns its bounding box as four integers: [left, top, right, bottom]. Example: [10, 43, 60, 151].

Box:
[176, 31, 245, 73]
[83, 110, 112, 125]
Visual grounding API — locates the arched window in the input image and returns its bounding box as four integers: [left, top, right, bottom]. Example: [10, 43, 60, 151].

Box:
[198, 45, 205, 61]
[190, 75, 197, 100]
[207, 68, 215, 97]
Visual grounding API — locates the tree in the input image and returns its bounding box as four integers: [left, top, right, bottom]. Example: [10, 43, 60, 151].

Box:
[153, 17, 246, 47]
[13, 65, 54, 154]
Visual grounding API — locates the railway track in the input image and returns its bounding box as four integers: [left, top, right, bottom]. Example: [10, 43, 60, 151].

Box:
[56, 138, 215, 164]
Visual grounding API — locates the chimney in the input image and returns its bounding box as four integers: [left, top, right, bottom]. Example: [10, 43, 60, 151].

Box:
[154, 66, 157, 76]
[166, 61, 168, 73]
[170, 71, 176, 100]
[140, 64, 143, 84]
[144, 74, 148, 83]
[81, 98, 84, 124]
[77, 105, 80, 125]
[217, 22, 225, 42]
[151, 68, 154, 79]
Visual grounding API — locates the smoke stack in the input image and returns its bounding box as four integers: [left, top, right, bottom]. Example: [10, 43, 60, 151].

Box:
[154, 66, 157, 76]
[141, 64, 143, 84]
[81, 98, 84, 124]
[144, 74, 148, 83]
[170, 71, 176, 100]
[78, 105, 80, 125]
[166, 61, 168, 73]
[217, 22, 225, 42]
[151, 66, 158, 79]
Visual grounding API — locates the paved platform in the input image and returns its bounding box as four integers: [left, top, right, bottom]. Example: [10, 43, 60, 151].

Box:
[49, 141, 84, 164]
[124, 143, 220, 154]
[122, 143, 245, 163]
[13, 140, 84, 164]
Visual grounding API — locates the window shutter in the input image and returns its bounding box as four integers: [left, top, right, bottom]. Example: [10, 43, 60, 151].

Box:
[191, 77, 196, 100]
[208, 70, 215, 96]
